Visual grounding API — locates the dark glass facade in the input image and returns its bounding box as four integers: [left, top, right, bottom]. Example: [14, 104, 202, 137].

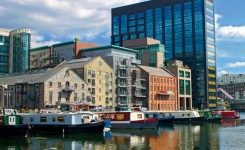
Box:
[111, 0, 216, 109]
[0, 35, 9, 73]
[12, 31, 31, 72]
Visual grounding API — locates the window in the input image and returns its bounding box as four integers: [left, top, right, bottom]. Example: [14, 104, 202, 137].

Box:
[58, 82, 61, 88]
[58, 92, 61, 102]
[40, 116, 47, 122]
[74, 93, 77, 101]
[49, 92, 52, 101]
[179, 80, 185, 95]
[82, 84, 84, 90]
[74, 84, 77, 89]
[49, 82, 52, 88]
[57, 116, 65, 122]
[185, 72, 190, 78]
[179, 70, 184, 77]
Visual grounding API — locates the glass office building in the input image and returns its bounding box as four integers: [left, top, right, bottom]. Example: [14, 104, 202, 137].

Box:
[111, 0, 216, 109]
[0, 28, 31, 74]
[10, 29, 31, 73]
[0, 30, 10, 74]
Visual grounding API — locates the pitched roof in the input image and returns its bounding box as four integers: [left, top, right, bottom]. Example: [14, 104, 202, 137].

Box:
[138, 65, 174, 77]
[67, 57, 95, 69]
[0, 57, 100, 85]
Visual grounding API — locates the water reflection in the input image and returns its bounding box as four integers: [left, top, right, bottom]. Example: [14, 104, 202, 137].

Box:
[28, 133, 105, 150]
[221, 119, 245, 128]
[1, 118, 245, 149]
[0, 137, 28, 150]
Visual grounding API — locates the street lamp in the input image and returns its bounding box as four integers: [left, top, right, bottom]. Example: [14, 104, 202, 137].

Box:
[4, 91, 10, 108]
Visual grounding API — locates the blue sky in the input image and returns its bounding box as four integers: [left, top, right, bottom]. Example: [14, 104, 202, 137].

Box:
[0, 0, 244, 76]
[215, 0, 245, 76]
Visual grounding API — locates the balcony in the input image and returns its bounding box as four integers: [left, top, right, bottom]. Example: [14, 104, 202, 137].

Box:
[118, 74, 127, 78]
[133, 83, 146, 89]
[135, 93, 147, 97]
[157, 90, 173, 96]
[117, 92, 127, 97]
[134, 101, 143, 106]
[62, 86, 75, 92]
[117, 83, 127, 87]
[118, 65, 127, 70]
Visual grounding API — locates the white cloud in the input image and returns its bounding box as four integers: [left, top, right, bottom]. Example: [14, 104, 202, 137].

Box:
[216, 48, 230, 58]
[0, 0, 147, 47]
[218, 26, 245, 38]
[225, 62, 245, 68]
[215, 14, 222, 30]
[31, 31, 60, 48]
[217, 70, 229, 77]
[216, 13, 245, 39]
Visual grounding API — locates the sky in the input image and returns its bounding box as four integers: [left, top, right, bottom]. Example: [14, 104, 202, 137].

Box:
[0, 0, 244, 76]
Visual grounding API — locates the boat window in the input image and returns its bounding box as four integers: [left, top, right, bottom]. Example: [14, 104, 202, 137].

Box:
[188, 114, 190, 116]
[83, 116, 89, 119]
[52, 117, 56, 122]
[57, 116, 65, 122]
[137, 114, 142, 119]
[182, 114, 184, 116]
[116, 114, 124, 120]
[40, 116, 47, 122]
[30, 117, 33, 122]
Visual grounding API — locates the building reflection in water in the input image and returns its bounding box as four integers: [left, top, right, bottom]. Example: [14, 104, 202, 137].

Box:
[149, 123, 221, 150]
[28, 133, 106, 150]
[20, 123, 224, 150]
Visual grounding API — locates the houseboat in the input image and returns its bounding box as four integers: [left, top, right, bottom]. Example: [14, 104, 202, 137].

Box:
[198, 110, 222, 123]
[21, 112, 105, 134]
[144, 111, 174, 124]
[100, 107, 158, 129]
[0, 109, 29, 137]
[212, 110, 240, 119]
[159, 110, 205, 123]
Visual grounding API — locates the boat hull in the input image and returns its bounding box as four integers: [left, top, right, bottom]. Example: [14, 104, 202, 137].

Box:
[173, 117, 205, 123]
[212, 110, 240, 119]
[158, 116, 174, 124]
[0, 125, 29, 137]
[110, 121, 158, 129]
[102, 111, 158, 129]
[29, 121, 105, 134]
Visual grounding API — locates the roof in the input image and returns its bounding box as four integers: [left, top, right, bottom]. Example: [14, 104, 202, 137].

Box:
[53, 41, 75, 47]
[30, 46, 50, 52]
[0, 72, 45, 85]
[67, 57, 95, 69]
[0, 57, 101, 85]
[80, 45, 138, 53]
[138, 65, 174, 77]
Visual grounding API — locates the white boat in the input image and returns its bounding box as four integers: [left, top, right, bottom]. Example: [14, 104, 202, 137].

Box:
[21, 112, 105, 134]
[159, 110, 205, 123]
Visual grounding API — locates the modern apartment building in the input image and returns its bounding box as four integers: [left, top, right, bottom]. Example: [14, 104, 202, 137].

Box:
[80, 45, 141, 107]
[166, 60, 192, 110]
[138, 65, 177, 111]
[123, 37, 164, 68]
[30, 40, 98, 69]
[111, 0, 216, 109]
[218, 74, 245, 100]
[0, 28, 31, 74]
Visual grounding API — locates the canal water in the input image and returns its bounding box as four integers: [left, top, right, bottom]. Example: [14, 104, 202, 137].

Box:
[2, 112, 245, 150]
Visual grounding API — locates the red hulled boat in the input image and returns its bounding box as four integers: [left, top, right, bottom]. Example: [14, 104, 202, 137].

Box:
[100, 107, 158, 129]
[212, 110, 240, 119]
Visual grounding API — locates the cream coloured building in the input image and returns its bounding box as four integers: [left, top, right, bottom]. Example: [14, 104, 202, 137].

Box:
[0, 56, 114, 110]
